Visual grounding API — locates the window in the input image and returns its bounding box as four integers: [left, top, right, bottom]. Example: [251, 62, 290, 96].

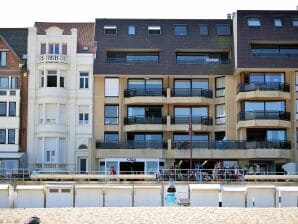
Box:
[174, 25, 187, 35]
[127, 79, 163, 96]
[215, 77, 225, 97]
[60, 71, 64, 88]
[174, 107, 208, 124]
[247, 18, 261, 27]
[292, 18, 298, 27]
[244, 101, 285, 111]
[128, 25, 136, 35]
[62, 44, 67, 55]
[174, 79, 209, 97]
[104, 105, 119, 125]
[0, 102, 7, 116]
[247, 72, 284, 84]
[8, 129, 15, 144]
[0, 129, 5, 144]
[105, 78, 119, 96]
[199, 24, 208, 35]
[40, 43, 46, 54]
[107, 51, 159, 64]
[0, 77, 9, 89]
[274, 18, 282, 27]
[0, 51, 7, 67]
[176, 52, 229, 64]
[10, 77, 18, 89]
[104, 132, 119, 141]
[148, 26, 161, 35]
[79, 106, 89, 125]
[47, 70, 57, 87]
[48, 43, 59, 54]
[216, 104, 225, 125]
[216, 24, 231, 35]
[251, 44, 298, 57]
[79, 72, 89, 89]
[104, 25, 117, 35]
[296, 100, 298, 120]
[45, 138, 57, 163]
[9, 102, 16, 116]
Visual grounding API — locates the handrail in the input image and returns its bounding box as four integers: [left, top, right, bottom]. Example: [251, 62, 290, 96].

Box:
[237, 82, 290, 93]
[171, 88, 213, 98]
[239, 110, 290, 121]
[171, 116, 213, 125]
[124, 116, 167, 125]
[124, 88, 166, 97]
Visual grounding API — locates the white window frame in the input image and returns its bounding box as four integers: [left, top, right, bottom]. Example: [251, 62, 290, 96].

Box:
[148, 26, 161, 35]
[104, 25, 117, 35]
[79, 72, 89, 89]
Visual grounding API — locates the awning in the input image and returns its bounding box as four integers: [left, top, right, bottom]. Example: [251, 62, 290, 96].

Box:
[0, 152, 24, 159]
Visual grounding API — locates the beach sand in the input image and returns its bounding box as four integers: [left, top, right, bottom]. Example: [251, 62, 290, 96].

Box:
[0, 207, 298, 224]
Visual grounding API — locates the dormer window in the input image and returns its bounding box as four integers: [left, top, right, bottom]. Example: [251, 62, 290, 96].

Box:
[104, 25, 117, 35]
[0, 51, 7, 67]
[148, 26, 161, 35]
[247, 18, 261, 27]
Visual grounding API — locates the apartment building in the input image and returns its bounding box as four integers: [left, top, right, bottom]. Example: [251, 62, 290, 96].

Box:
[0, 28, 28, 169]
[27, 23, 96, 172]
[93, 13, 298, 174]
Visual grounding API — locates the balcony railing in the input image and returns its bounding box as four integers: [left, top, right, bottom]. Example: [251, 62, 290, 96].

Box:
[40, 54, 68, 63]
[237, 82, 290, 93]
[35, 163, 68, 169]
[171, 116, 213, 125]
[172, 140, 291, 150]
[239, 111, 290, 121]
[124, 116, 166, 125]
[124, 88, 166, 97]
[171, 88, 212, 98]
[96, 141, 166, 149]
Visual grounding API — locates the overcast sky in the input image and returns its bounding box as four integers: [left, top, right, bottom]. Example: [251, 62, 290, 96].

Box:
[1, 0, 297, 27]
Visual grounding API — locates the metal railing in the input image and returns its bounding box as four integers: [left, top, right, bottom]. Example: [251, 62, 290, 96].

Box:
[172, 140, 291, 150]
[40, 54, 68, 63]
[0, 168, 30, 181]
[124, 88, 166, 97]
[239, 111, 290, 121]
[124, 116, 167, 125]
[96, 140, 167, 149]
[237, 82, 290, 93]
[171, 116, 213, 125]
[35, 163, 69, 169]
[171, 88, 213, 98]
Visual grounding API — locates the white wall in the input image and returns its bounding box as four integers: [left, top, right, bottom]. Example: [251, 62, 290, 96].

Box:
[75, 188, 103, 207]
[16, 190, 44, 208]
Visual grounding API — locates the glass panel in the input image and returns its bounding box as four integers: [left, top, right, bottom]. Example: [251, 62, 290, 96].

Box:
[267, 130, 286, 141]
[0, 102, 7, 116]
[192, 107, 208, 116]
[146, 161, 158, 174]
[244, 102, 264, 111]
[0, 77, 9, 89]
[146, 79, 162, 89]
[106, 161, 118, 174]
[9, 102, 16, 116]
[265, 101, 285, 111]
[104, 105, 119, 124]
[11, 77, 18, 89]
[104, 132, 119, 141]
[0, 129, 5, 143]
[173, 134, 208, 141]
[0, 52, 7, 66]
[249, 74, 264, 83]
[145, 134, 162, 141]
[174, 80, 190, 89]
[8, 129, 15, 144]
[274, 18, 282, 27]
[128, 79, 145, 89]
[174, 25, 187, 35]
[128, 25, 136, 35]
[247, 18, 261, 26]
[192, 80, 208, 89]
[175, 107, 190, 116]
[128, 107, 145, 117]
[135, 134, 145, 142]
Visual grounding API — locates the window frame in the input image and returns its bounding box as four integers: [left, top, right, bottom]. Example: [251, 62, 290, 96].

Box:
[148, 26, 161, 35]
[273, 18, 282, 27]
[215, 104, 226, 125]
[46, 70, 58, 87]
[104, 25, 117, 35]
[247, 17, 261, 27]
[128, 25, 136, 35]
[215, 76, 225, 97]
[174, 24, 188, 36]
[0, 129, 5, 144]
[216, 24, 231, 36]
[0, 102, 7, 116]
[0, 76, 9, 89]
[104, 104, 119, 125]
[9, 102, 16, 117]
[0, 51, 7, 67]
[104, 132, 119, 141]
[8, 129, 15, 144]
[79, 72, 89, 89]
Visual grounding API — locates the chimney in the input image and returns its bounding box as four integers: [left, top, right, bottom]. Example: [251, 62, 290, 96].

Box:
[227, 14, 232, 20]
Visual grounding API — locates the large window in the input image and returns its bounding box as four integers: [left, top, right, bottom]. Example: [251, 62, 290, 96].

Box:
[274, 18, 282, 27]
[0, 77, 9, 89]
[127, 79, 163, 96]
[0, 102, 6, 116]
[199, 24, 208, 35]
[107, 52, 159, 64]
[173, 79, 209, 97]
[104, 105, 119, 125]
[0, 51, 7, 67]
[128, 25, 136, 35]
[48, 43, 59, 54]
[174, 106, 209, 124]
[174, 25, 187, 35]
[216, 104, 225, 125]
[215, 77, 225, 97]
[148, 26, 161, 35]
[104, 132, 119, 141]
[104, 25, 117, 35]
[0, 129, 5, 144]
[105, 78, 119, 96]
[79, 106, 89, 125]
[216, 24, 231, 36]
[176, 52, 229, 64]
[246, 73, 284, 84]
[247, 18, 261, 27]
[251, 44, 298, 57]
[9, 102, 16, 116]
[244, 101, 285, 112]
[47, 70, 57, 87]
[8, 129, 15, 144]
[79, 72, 89, 89]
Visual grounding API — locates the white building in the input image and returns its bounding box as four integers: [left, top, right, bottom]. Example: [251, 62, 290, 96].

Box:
[27, 23, 96, 172]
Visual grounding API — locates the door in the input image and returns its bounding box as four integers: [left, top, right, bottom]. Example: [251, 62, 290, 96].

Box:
[80, 159, 87, 173]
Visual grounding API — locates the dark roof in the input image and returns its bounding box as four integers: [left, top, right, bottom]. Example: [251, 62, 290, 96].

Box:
[0, 28, 28, 59]
[35, 22, 96, 53]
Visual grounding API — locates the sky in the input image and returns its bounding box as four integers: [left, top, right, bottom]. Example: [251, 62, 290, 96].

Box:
[1, 0, 297, 27]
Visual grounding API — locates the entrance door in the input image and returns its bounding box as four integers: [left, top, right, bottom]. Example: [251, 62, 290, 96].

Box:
[80, 159, 87, 173]
[120, 162, 145, 174]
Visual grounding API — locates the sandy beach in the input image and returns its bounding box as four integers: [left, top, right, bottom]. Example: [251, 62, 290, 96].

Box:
[0, 207, 297, 224]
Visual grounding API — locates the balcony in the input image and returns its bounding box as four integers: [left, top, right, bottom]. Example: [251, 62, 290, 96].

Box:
[124, 88, 166, 105]
[34, 163, 69, 171]
[95, 141, 165, 158]
[168, 88, 212, 105]
[39, 54, 68, 64]
[237, 82, 290, 100]
[165, 140, 291, 160]
[238, 111, 291, 128]
[124, 116, 167, 132]
[169, 116, 213, 132]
